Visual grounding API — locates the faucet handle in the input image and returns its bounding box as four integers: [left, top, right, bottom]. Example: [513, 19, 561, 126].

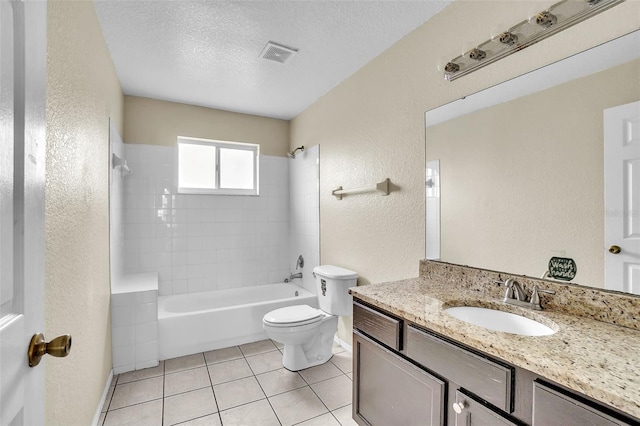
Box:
[530, 285, 556, 310]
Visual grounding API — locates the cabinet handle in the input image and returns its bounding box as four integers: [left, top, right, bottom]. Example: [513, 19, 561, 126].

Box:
[452, 401, 467, 414]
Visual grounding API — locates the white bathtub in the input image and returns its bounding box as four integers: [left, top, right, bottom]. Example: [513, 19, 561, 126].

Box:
[158, 283, 317, 360]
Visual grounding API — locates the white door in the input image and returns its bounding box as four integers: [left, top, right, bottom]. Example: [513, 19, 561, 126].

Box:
[604, 101, 640, 295]
[0, 1, 47, 424]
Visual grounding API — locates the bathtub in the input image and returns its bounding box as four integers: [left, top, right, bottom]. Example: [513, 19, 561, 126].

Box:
[158, 283, 317, 360]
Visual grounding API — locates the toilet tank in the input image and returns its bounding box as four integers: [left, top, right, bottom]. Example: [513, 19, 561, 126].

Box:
[313, 265, 358, 316]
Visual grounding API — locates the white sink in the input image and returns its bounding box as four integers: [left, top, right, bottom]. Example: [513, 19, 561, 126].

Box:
[444, 306, 556, 336]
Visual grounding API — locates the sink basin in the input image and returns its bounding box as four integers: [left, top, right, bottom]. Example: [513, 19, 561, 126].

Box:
[444, 306, 556, 336]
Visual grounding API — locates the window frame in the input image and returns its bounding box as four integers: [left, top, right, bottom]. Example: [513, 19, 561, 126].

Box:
[177, 136, 259, 196]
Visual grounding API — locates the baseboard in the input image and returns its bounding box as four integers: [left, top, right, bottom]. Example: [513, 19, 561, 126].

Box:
[92, 369, 114, 426]
[334, 335, 352, 353]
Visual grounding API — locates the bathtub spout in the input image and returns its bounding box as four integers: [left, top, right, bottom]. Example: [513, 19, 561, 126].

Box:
[288, 272, 303, 282]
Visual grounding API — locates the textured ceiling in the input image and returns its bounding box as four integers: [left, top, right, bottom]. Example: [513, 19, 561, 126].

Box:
[94, 0, 451, 120]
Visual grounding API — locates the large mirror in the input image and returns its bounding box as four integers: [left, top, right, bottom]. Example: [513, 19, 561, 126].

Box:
[425, 30, 640, 295]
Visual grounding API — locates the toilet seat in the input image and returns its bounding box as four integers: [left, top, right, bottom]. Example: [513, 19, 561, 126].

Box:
[263, 305, 323, 328]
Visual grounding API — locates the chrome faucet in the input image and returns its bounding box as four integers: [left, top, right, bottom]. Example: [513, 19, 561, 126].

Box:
[497, 278, 556, 310]
[503, 278, 527, 302]
[285, 272, 303, 283]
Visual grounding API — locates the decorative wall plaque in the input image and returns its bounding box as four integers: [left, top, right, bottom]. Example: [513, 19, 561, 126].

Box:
[548, 257, 577, 281]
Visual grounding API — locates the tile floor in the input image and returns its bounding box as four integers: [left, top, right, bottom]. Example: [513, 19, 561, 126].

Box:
[99, 340, 357, 426]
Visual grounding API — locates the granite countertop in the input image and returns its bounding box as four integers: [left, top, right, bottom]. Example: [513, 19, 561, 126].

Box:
[349, 277, 640, 419]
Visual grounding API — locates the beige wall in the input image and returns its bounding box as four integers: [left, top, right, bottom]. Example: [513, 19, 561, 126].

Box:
[429, 59, 640, 288]
[290, 1, 640, 341]
[124, 96, 290, 157]
[46, 1, 123, 424]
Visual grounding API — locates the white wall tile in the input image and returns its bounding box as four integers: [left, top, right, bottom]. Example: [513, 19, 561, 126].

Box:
[113, 345, 135, 369]
[135, 321, 158, 343]
[120, 145, 314, 296]
[112, 326, 135, 348]
[135, 341, 158, 365]
[112, 305, 135, 327]
[136, 302, 157, 324]
[111, 293, 135, 308]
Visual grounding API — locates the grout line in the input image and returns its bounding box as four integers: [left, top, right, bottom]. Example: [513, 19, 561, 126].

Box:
[161, 358, 166, 426]
[106, 397, 164, 412]
[164, 384, 212, 399]
[204, 351, 223, 426]
[210, 373, 255, 388]
[251, 369, 282, 426]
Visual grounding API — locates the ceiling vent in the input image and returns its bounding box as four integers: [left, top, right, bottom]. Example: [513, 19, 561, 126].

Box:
[260, 42, 298, 64]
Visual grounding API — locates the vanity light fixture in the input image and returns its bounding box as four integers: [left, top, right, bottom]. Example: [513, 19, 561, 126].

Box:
[441, 0, 626, 81]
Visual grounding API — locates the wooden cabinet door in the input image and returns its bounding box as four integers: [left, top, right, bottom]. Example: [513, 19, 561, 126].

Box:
[453, 390, 518, 426]
[353, 331, 445, 426]
[533, 382, 635, 426]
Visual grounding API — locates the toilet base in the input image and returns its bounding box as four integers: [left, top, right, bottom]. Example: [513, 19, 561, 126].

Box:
[269, 315, 339, 371]
[282, 344, 334, 371]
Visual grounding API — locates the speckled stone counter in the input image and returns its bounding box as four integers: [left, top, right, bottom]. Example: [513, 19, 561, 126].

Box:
[349, 265, 640, 419]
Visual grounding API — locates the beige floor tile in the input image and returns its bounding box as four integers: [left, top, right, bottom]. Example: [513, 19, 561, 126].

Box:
[311, 375, 352, 411]
[297, 413, 341, 426]
[239, 339, 277, 356]
[175, 414, 222, 425]
[245, 350, 283, 375]
[104, 399, 163, 426]
[271, 339, 284, 349]
[208, 358, 253, 385]
[298, 361, 343, 384]
[255, 368, 307, 397]
[330, 352, 353, 374]
[269, 386, 328, 426]
[332, 405, 358, 426]
[332, 341, 346, 354]
[164, 387, 218, 426]
[164, 366, 211, 396]
[165, 353, 206, 374]
[219, 399, 280, 426]
[346, 372, 353, 381]
[213, 376, 266, 411]
[118, 361, 165, 384]
[109, 376, 163, 410]
[204, 346, 243, 365]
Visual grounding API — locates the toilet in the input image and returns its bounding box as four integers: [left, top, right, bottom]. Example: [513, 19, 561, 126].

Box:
[262, 265, 357, 371]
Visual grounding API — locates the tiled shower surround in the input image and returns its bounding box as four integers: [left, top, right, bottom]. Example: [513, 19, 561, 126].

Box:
[121, 144, 318, 296]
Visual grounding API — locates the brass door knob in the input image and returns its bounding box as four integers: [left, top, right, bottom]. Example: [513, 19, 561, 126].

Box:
[608, 245, 621, 254]
[28, 333, 72, 367]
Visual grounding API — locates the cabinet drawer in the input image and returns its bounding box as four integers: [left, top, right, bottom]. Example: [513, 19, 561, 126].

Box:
[533, 381, 636, 426]
[353, 302, 401, 350]
[406, 325, 513, 412]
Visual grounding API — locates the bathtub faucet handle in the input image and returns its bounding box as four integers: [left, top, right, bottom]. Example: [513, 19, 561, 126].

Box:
[296, 255, 304, 270]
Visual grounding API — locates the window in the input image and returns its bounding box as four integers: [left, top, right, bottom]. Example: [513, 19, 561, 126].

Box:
[178, 137, 259, 195]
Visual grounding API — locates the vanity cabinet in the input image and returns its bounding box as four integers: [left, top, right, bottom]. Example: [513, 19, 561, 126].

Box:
[352, 298, 640, 426]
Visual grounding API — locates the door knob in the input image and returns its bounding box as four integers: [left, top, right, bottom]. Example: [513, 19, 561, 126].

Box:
[608, 245, 621, 254]
[28, 333, 72, 367]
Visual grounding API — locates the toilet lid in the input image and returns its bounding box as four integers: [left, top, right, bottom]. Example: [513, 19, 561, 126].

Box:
[263, 305, 323, 325]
